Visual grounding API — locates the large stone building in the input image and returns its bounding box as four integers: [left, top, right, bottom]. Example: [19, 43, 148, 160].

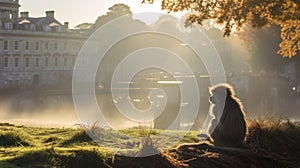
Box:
[0, 0, 87, 89]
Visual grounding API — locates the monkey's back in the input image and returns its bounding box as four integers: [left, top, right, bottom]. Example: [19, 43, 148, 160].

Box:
[211, 97, 247, 147]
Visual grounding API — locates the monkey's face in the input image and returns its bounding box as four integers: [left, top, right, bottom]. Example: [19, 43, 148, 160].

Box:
[209, 96, 216, 104]
[209, 88, 227, 105]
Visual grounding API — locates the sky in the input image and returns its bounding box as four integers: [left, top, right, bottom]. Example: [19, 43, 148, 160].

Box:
[19, 0, 167, 28]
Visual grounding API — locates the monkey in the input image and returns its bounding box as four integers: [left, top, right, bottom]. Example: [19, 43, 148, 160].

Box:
[207, 83, 247, 147]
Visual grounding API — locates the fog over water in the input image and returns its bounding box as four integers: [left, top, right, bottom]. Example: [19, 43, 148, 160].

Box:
[0, 94, 79, 127]
[1, 15, 300, 129]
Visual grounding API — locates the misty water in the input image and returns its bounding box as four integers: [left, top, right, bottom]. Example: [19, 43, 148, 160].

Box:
[1, 15, 300, 129]
[1, 76, 299, 129]
[0, 91, 177, 129]
[0, 91, 77, 127]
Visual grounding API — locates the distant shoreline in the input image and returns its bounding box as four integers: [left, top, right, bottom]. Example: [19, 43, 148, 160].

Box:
[0, 119, 79, 128]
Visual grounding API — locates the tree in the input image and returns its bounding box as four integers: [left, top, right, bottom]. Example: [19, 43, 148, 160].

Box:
[201, 26, 250, 73]
[142, 0, 300, 58]
[240, 25, 290, 73]
[74, 23, 93, 29]
[93, 4, 132, 30]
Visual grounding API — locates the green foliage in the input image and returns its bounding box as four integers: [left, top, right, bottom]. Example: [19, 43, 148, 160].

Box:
[143, 0, 300, 58]
[0, 131, 31, 147]
[8, 148, 57, 167]
[43, 136, 60, 144]
[0, 123, 15, 127]
[238, 25, 286, 73]
[93, 3, 132, 30]
[60, 129, 94, 146]
[1, 121, 300, 167]
[61, 122, 129, 147]
[6, 148, 110, 168]
[74, 23, 93, 29]
[120, 126, 161, 138]
[55, 150, 106, 168]
[179, 131, 200, 143]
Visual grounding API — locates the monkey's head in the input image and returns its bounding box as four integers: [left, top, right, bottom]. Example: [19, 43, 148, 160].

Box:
[209, 83, 234, 104]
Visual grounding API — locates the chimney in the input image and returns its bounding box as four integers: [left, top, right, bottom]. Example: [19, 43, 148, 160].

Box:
[46, 11, 55, 18]
[64, 22, 69, 29]
[20, 12, 29, 18]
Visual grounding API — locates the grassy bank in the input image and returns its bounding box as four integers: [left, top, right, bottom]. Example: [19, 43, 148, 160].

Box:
[0, 120, 300, 168]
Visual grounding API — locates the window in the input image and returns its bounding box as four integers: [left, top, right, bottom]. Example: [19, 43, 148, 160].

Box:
[25, 57, 29, 67]
[5, 22, 13, 29]
[30, 24, 35, 31]
[25, 41, 29, 50]
[55, 57, 58, 66]
[4, 58, 9, 67]
[15, 58, 19, 67]
[45, 57, 49, 67]
[35, 42, 39, 50]
[45, 42, 48, 50]
[3, 41, 8, 50]
[8, 23, 13, 29]
[35, 57, 39, 67]
[64, 58, 67, 66]
[72, 58, 75, 66]
[15, 41, 19, 50]
[51, 27, 57, 32]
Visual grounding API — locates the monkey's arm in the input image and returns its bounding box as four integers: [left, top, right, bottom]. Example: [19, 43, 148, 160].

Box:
[198, 118, 220, 142]
[208, 118, 219, 135]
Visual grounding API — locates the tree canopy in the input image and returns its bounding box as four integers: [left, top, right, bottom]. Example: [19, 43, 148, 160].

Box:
[74, 23, 93, 29]
[93, 4, 132, 30]
[142, 0, 300, 58]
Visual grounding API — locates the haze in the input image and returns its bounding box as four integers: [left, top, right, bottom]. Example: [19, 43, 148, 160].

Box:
[20, 0, 164, 28]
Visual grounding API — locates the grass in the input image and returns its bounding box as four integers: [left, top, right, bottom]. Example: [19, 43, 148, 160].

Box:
[246, 119, 300, 161]
[0, 131, 31, 147]
[0, 123, 115, 168]
[60, 129, 94, 146]
[0, 119, 300, 167]
[164, 118, 300, 168]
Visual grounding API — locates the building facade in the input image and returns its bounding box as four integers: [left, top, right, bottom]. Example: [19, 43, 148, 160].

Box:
[0, 0, 87, 89]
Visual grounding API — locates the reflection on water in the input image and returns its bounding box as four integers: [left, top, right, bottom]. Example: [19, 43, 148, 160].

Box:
[0, 90, 78, 127]
[0, 87, 205, 129]
[3, 73, 299, 129]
